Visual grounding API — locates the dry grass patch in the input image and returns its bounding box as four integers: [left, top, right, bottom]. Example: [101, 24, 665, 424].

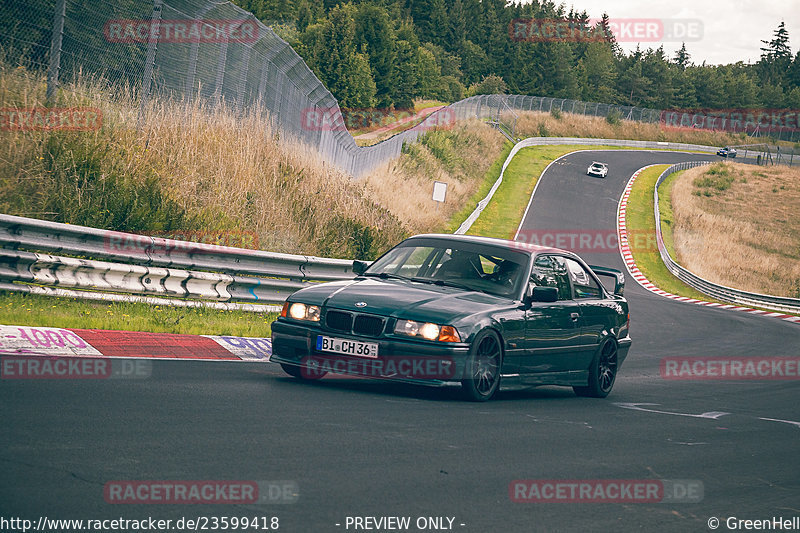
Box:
[669, 162, 800, 297]
[363, 120, 506, 234]
[515, 110, 767, 148]
[1, 62, 505, 261]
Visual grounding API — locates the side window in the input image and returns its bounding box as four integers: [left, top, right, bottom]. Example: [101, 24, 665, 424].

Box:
[563, 258, 602, 299]
[530, 255, 571, 300]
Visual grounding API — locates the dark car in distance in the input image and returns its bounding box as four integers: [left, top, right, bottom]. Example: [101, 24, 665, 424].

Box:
[717, 146, 737, 158]
[270, 234, 631, 401]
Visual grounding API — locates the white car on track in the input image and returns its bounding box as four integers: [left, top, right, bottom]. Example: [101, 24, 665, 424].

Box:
[587, 161, 608, 178]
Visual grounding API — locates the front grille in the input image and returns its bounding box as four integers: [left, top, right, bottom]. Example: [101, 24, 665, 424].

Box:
[326, 310, 353, 332]
[324, 310, 386, 337]
[353, 315, 385, 337]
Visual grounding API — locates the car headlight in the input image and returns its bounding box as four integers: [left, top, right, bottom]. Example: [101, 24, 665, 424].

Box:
[394, 319, 461, 342]
[281, 302, 321, 322]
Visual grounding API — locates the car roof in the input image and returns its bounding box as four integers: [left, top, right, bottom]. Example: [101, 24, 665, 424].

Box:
[405, 233, 569, 256]
[591, 161, 606, 165]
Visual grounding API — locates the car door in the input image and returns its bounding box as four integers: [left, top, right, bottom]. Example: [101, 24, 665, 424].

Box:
[563, 257, 617, 370]
[521, 254, 583, 375]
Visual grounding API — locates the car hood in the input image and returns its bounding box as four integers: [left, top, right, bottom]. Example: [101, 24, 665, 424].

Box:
[290, 278, 510, 324]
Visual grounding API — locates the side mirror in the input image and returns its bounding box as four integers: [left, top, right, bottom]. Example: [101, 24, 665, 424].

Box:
[353, 260, 369, 276]
[532, 286, 559, 302]
[524, 285, 558, 305]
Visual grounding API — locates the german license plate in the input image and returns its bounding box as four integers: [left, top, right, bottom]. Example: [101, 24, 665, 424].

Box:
[316, 335, 378, 358]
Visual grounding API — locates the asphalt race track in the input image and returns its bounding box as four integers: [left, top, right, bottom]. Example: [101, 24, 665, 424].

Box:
[2, 149, 799, 532]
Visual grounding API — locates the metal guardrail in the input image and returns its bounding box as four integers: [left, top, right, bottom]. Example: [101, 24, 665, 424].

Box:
[0, 214, 358, 312]
[654, 163, 800, 314]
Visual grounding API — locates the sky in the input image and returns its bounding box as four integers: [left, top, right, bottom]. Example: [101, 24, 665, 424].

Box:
[562, 0, 799, 65]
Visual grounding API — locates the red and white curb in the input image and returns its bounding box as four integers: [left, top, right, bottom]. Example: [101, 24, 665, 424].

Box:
[617, 166, 800, 325]
[0, 324, 273, 360]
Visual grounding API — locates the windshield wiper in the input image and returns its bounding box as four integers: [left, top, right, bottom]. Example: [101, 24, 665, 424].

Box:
[362, 272, 424, 283]
[432, 279, 487, 294]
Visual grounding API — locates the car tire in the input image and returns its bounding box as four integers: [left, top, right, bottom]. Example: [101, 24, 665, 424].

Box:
[461, 330, 502, 402]
[280, 362, 326, 380]
[573, 339, 618, 398]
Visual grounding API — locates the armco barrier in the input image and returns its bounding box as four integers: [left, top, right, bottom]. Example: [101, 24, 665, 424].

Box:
[0, 214, 358, 311]
[653, 163, 800, 314]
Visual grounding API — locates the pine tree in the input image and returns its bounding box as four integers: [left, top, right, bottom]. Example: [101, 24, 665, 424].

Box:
[314, 4, 377, 109]
[760, 21, 791, 60]
[354, 4, 397, 107]
[582, 42, 618, 103]
[674, 43, 690, 70]
[392, 40, 419, 109]
[448, 0, 468, 55]
[415, 46, 442, 100]
[758, 21, 792, 86]
[788, 50, 800, 89]
[616, 48, 652, 106]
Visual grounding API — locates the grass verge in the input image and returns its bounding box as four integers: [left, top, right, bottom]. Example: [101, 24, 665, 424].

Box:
[444, 141, 514, 233]
[0, 291, 277, 337]
[670, 162, 800, 298]
[625, 165, 728, 302]
[658, 169, 682, 258]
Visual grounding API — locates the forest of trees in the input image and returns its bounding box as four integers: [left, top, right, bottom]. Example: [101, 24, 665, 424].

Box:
[234, 0, 800, 111]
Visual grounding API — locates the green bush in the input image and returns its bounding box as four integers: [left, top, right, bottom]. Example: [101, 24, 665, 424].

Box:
[606, 110, 622, 125]
[40, 132, 203, 233]
[693, 163, 736, 192]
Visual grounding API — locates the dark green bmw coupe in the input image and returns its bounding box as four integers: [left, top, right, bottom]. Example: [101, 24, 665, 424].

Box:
[270, 234, 631, 401]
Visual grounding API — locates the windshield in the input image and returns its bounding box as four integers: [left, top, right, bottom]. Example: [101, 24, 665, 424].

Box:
[365, 239, 528, 298]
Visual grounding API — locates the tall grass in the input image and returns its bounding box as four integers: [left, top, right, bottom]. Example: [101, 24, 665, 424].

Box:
[1, 59, 509, 260]
[515, 110, 761, 147]
[670, 162, 800, 297]
[363, 120, 506, 235]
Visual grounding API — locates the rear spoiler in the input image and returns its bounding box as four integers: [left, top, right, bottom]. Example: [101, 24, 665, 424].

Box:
[589, 265, 625, 296]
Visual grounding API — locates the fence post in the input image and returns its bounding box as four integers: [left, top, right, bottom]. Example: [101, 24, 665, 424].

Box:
[137, 0, 163, 132]
[213, 39, 230, 106]
[184, 4, 216, 103]
[235, 45, 252, 114]
[46, 0, 67, 104]
[185, 42, 198, 102]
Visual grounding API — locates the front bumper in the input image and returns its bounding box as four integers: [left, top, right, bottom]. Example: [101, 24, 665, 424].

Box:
[270, 319, 471, 384]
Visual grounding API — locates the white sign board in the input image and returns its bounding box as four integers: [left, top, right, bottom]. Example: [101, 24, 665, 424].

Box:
[432, 181, 447, 203]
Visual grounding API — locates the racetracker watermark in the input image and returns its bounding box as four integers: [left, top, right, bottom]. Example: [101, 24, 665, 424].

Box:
[0, 107, 102, 131]
[103, 19, 259, 43]
[299, 355, 457, 380]
[300, 107, 455, 132]
[104, 229, 259, 255]
[509, 18, 703, 43]
[660, 109, 800, 134]
[514, 229, 656, 254]
[510, 479, 703, 503]
[661, 357, 800, 381]
[104, 480, 298, 504]
[1, 356, 151, 379]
